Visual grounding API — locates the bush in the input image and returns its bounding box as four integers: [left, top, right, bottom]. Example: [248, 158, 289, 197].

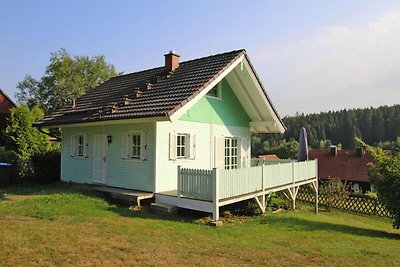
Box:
[267, 193, 291, 211]
[0, 147, 18, 164]
[320, 178, 349, 211]
[31, 149, 61, 183]
[222, 199, 262, 216]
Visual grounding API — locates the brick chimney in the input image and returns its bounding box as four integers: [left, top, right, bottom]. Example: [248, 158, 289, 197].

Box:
[164, 50, 180, 72]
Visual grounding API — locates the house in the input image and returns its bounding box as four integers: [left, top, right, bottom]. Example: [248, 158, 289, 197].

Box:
[308, 146, 375, 194]
[0, 88, 16, 145]
[259, 154, 279, 160]
[37, 49, 318, 220]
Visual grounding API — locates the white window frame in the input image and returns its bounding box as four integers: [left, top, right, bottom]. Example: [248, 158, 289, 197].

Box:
[177, 134, 188, 159]
[224, 137, 239, 169]
[131, 133, 141, 159]
[205, 82, 222, 100]
[122, 131, 147, 161]
[70, 133, 88, 159]
[169, 132, 196, 161]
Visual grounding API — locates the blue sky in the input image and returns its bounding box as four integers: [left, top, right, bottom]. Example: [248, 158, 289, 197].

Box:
[1, 0, 400, 116]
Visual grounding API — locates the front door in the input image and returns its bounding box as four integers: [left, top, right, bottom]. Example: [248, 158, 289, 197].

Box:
[92, 135, 108, 184]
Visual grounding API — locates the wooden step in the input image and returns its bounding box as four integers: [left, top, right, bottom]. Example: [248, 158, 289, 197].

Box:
[150, 202, 177, 215]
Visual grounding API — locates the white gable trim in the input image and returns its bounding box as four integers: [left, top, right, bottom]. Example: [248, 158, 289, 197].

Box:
[167, 55, 245, 122]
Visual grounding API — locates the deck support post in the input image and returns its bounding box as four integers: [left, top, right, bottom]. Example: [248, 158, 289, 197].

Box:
[177, 165, 181, 198]
[254, 195, 266, 213]
[212, 168, 219, 221]
[310, 179, 319, 214]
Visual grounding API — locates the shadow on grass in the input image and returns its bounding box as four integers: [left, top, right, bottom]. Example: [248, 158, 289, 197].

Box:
[260, 216, 400, 240]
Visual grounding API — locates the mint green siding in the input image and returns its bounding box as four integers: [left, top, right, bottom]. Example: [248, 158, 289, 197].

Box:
[179, 79, 250, 127]
[61, 123, 154, 192]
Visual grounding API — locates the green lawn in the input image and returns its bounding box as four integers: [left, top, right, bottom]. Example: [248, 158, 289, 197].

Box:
[0, 184, 399, 266]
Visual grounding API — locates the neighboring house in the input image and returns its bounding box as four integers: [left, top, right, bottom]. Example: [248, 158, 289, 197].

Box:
[309, 146, 375, 194]
[37, 49, 285, 194]
[259, 154, 279, 160]
[0, 88, 16, 145]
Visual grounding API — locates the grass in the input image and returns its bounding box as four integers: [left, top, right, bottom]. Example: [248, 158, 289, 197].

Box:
[0, 183, 399, 266]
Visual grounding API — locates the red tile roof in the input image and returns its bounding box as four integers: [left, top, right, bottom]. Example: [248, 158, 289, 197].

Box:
[259, 154, 280, 160]
[308, 149, 374, 182]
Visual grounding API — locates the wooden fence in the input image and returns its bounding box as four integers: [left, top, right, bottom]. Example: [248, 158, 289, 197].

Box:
[178, 167, 213, 201]
[297, 186, 392, 218]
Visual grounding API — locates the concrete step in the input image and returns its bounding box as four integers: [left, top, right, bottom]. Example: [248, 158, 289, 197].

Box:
[150, 202, 177, 215]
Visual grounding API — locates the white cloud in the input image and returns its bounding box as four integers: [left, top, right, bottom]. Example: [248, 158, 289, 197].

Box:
[255, 11, 400, 116]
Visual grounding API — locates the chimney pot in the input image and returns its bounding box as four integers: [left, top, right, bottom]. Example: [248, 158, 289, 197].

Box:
[330, 145, 337, 157]
[164, 50, 180, 72]
[356, 147, 363, 158]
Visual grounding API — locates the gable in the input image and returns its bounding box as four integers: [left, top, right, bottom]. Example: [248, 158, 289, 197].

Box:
[0, 89, 16, 114]
[179, 79, 250, 127]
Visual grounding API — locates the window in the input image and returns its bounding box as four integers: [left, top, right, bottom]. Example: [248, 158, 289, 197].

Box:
[206, 82, 221, 98]
[169, 133, 196, 160]
[224, 137, 238, 169]
[77, 135, 84, 156]
[177, 134, 187, 158]
[70, 134, 87, 158]
[122, 131, 147, 160]
[132, 134, 141, 159]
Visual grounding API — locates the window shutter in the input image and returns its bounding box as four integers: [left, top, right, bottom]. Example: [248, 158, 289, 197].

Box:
[121, 133, 128, 159]
[83, 134, 88, 158]
[140, 131, 147, 160]
[169, 133, 177, 160]
[214, 136, 225, 169]
[70, 134, 76, 157]
[240, 138, 249, 167]
[189, 134, 196, 160]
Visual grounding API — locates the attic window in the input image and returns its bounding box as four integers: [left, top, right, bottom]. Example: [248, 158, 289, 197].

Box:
[206, 82, 221, 99]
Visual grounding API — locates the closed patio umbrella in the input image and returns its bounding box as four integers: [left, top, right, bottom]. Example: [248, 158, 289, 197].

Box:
[297, 127, 309, 161]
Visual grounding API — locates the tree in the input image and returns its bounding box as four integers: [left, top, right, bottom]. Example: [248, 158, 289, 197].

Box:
[16, 49, 120, 114]
[358, 138, 400, 229]
[5, 104, 49, 159]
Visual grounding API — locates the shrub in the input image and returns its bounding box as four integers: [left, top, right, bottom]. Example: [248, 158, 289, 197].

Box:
[320, 177, 349, 211]
[0, 147, 18, 164]
[267, 192, 291, 211]
[31, 148, 61, 183]
[358, 138, 400, 229]
[222, 199, 262, 216]
[365, 191, 378, 200]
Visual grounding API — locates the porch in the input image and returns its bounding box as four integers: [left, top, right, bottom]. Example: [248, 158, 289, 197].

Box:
[155, 159, 319, 220]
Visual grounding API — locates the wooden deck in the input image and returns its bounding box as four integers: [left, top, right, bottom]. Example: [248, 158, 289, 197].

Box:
[155, 160, 319, 221]
[85, 185, 154, 206]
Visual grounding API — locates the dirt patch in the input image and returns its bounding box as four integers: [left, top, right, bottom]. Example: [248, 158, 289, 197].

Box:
[0, 215, 36, 222]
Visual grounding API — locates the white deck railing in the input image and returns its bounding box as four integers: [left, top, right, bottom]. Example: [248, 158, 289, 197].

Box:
[177, 160, 318, 201]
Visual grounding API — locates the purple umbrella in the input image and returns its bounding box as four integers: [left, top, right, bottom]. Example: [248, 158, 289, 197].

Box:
[298, 127, 309, 161]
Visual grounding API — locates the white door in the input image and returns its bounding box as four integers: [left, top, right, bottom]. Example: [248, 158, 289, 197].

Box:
[92, 135, 108, 184]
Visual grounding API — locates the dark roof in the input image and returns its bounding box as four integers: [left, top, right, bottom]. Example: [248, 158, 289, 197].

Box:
[37, 49, 251, 127]
[308, 149, 374, 182]
[0, 88, 16, 114]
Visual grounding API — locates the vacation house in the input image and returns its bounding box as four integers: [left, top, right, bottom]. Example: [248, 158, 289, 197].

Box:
[37, 50, 318, 220]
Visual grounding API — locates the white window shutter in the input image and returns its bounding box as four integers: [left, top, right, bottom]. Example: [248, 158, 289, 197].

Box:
[83, 134, 88, 158]
[70, 134, 76, 157]
[169, 133, 177, 160]
[189, 134, 196, 160]
[240, 138, 249, 167]
[121, 133, 128, 159]
[140, 131, 147, 160]
[214, 136, 225, 169]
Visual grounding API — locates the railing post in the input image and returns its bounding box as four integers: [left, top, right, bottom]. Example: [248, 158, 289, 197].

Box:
[292, 161, 296, 210]
[315, 159, 319, 214]
[177, 165, 181, 198]
[261, 164, 265, 191]
[212, 168, 219, 221]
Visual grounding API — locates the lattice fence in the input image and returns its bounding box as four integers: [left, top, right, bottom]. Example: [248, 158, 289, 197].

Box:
[297, 186, 392, 218]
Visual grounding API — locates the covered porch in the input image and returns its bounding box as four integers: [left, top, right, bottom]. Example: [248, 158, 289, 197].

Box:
[155, 159, 319, 220]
